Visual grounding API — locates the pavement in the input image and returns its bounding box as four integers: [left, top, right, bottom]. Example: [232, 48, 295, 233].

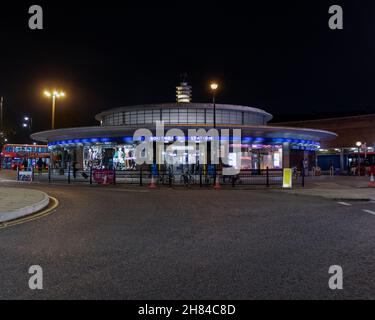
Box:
[280, 176, 375, 201]
[0, 187, 50, 223]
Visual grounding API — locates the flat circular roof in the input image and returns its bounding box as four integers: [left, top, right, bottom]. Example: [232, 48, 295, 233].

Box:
[95, 103, 274, 122]
[31, 124, 337, 143]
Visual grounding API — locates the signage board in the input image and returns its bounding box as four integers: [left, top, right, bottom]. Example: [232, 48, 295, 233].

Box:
[283, 168, 292, 189]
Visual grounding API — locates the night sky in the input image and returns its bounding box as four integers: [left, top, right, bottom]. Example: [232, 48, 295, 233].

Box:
[1, 1, 375, 142]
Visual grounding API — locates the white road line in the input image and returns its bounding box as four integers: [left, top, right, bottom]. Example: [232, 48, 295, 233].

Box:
[362, 209, 375, 216]
[337, 202, 352, 206]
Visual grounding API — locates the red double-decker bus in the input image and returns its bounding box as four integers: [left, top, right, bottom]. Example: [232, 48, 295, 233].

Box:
[0, 144, 50, 170]
[348, 152, 375, 176]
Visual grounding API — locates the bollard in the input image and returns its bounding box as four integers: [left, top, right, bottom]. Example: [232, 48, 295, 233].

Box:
[149, 174, 157, 189]
[199, 173, 202, 188]
[48, 165, 51, 183]
[213, 167, 221, 189]
[89, 166, 92, 185]
[113, 169, 116, 185]
[140, 168, 143, 186]
[369, 173, 375, 187]
[266, 167, 270, 187]
[302, 166, 305, 188]
[17, 166, 19, 181]
[68, 163, 71, 184]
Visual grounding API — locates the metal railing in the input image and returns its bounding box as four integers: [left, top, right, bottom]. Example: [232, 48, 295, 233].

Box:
[27, 166, 307, 188]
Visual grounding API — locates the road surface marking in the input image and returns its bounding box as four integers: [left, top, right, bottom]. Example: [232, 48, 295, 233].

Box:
[0, 196, 59, 229]
[337, 202, 352, 206]
[362, 209, 375, 216]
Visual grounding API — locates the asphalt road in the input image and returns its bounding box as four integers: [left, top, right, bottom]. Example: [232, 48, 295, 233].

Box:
[0, 183, 374, 299]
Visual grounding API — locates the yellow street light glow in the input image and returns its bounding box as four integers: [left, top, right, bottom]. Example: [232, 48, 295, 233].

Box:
[44, 90, 65, 98]
[210, 83, 218, 91]
[44, 89, 66, 129]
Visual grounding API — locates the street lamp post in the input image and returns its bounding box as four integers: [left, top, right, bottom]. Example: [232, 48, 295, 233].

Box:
[22, 116, 33, 143]
[210, 82, 220, 189]
[210, 83, 218, 129]
[44, 90, 65, 129]
[356, 141, 362, 176]
[23, 116, 32, 130]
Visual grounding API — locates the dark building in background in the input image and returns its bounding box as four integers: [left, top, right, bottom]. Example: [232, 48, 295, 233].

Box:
[274, 114, 375, 174]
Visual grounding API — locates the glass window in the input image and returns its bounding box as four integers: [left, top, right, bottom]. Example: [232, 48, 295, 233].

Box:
[188, 109, 197, 124]
[124, 112, 130, 124]
[221, 110, 230, 123]
[162, 109, 170, 123]
[206, 109, 214, 124]
[215, 110, 223, 124]
[196, 109, 205, 123]
[179, 109, 187, 123]
[170, 109, 179, 123]
[113, 113, 120, 125]
[145, 110, 152, 123]
[107, 115, 113, 125]
[130, 111, 137, 124]
[230, 111, 237, 124]
[237, 112, 243, 124]
[152, 110, 161, 122]
[137, 110, 145, 124]
[244, 112, 252, 124]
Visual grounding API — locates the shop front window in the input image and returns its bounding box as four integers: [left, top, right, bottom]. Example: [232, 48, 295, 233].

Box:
[240, 145, 283, 170]
[83, 144, 137, 170]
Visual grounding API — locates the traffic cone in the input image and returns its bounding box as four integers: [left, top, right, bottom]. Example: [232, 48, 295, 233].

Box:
[213, 175, 221, 189]
[149, 175, 157, 189]
[369, 173, 375, 188]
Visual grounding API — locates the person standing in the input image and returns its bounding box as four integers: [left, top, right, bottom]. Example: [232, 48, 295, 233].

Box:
[329, 160, 334, 176]
[37, 158, 43, 174]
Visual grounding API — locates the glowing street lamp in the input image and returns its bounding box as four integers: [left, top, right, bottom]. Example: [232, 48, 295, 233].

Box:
[44, 90, 65, 129]
[356, 141, 362, 176]
[210, 82, 219, 129]
[210, 82, 220, 189]
[22, 115, 32, 130]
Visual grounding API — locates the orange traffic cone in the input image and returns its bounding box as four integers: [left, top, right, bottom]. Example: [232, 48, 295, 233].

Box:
[369, 173, 375, 188]
[213, 175, 221, 189]
[149, 175, 157, 189]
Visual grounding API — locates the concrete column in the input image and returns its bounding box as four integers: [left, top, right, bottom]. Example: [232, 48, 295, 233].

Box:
[340, 148, 345, 174]
[303, 150, 309, 176]
[76, 146, 84, 170]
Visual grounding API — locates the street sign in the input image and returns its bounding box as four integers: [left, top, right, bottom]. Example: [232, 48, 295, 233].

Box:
[19, 170, 33, 182]
[283, 168, 292, 189]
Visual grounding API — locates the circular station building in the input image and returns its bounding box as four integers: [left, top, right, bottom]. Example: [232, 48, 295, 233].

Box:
[31, 83, 337, 174]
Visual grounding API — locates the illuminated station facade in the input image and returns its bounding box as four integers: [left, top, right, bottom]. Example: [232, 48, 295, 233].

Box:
[31, 81, 336, 173]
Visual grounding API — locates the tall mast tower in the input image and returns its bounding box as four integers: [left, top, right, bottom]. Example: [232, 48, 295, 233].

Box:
[176, 73, 192, 103]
